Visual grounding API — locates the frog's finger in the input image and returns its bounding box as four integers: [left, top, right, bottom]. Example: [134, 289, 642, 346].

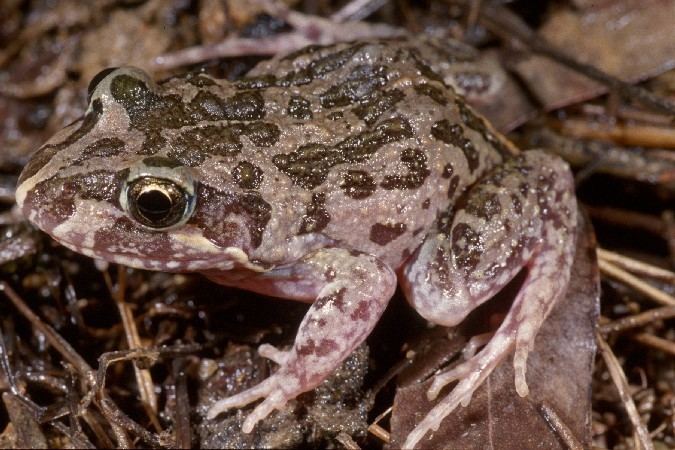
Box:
[258, 343, 289, 365]
[206, 376, 275, 419]
[241, 390, 288, 433]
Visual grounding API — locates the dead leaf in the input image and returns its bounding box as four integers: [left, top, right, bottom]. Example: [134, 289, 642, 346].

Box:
[511, 0, 675, 110]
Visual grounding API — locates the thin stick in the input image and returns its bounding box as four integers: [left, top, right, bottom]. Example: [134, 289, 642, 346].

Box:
[557, 119, 675, 149]
[367, 406, 392, 443]
[539, 402, 584, 450]
[597, 249, 675, 283]
[0, 282, 94, 377]
[599, 306, 675, 334]
[330, 0, 389, 22]
[598, 259, 675, 307]
[596, 331, 654, 450]
[633, 333, 675, 357]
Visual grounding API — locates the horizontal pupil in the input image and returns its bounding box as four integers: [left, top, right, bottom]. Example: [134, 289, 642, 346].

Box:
[137, 190, 173, 220]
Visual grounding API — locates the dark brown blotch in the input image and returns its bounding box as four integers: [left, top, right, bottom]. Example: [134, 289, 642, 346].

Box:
[370, 222, 407, 246]
[414, 84, 448, 105]
[352, 89, 405, 125]
[192, 185, 271, 249]
[273, 117, 413, 189]
[341, 170, 376, 199]
[451, 223, 482, 272]
[299, 193, 331, 234]
[232, 161, 264, 190]
[320, 64, 388, 108]
[169, 125, 242, 166]
[465, 191, 502, 221]
[73, 137, 125, 165]
[380, 148, 430, 190]
[220, 91, 266, 120]
[235, 122, 280, 147]
[27, 169, 128, 226]
[447, 175, 460, 199]
[431, 119, 480, 173]
[442, 163, 454, 179]
[287, 95, 312, 119]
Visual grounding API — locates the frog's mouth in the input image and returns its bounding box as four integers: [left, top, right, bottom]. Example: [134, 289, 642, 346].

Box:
[49, 222, 263, 274]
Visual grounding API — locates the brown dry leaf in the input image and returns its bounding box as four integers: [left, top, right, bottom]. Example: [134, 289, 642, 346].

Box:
[457, 50, 536, 132]
[510, 0, 675, 110]
[389, 214, 600, 449]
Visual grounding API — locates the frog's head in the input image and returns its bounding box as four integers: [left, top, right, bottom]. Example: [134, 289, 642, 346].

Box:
[16, 67, 269, 272]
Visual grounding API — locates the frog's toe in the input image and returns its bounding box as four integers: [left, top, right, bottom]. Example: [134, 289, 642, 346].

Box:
[241, 389, 288, 433]
[206, 376, 275, 420]
[258, 343, 290, 365]
[404, 374, 481, 449]
[427, 363, 472, 401]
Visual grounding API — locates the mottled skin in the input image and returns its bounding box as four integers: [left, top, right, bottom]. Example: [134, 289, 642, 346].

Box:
[15, 39, 577, 448]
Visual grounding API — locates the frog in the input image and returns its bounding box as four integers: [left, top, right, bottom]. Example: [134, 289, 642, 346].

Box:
[15, 38, 577, 448]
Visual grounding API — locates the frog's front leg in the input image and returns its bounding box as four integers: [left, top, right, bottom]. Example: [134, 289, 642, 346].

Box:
[206, 248, 397, 432]
[401, 150, 576, 449]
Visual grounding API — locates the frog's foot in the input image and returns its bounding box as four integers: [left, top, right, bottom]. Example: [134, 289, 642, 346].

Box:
[208, 248, 397, 434]
[206, 376, 281, 431]
[404, 254, 567, 449]
[401, 150, 577, 449]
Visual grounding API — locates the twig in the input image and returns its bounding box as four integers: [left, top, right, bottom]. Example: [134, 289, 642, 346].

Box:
[336, 431, 361, 449]
[539, 402, 584, 450]
[597, 249, 675, 283]
[556, 119, 675, 149]
[152, 6, 402, 71]
[598, 259, 675, 307]
[633, 333, 675, 357]
[663, 211, 675, 268]
[172, 359, 192, 448]
[479, 4, 675, 116]
[106, 267, 159, 415]
[599, 306, 675, 334]
[0, 282, 94, 378]
[367, 406, 391, 443]
[596, 331, 654, 450]
[330, 0, 389, 22]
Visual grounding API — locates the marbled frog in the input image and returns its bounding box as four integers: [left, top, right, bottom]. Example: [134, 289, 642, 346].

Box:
[15, 39, 576, 448]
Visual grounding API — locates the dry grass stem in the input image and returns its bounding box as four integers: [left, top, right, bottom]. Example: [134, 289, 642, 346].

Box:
[596, 331, 654, 450]
[632, 333, 675, 357]
[599, 306, 675, 334]
[557, 119, 675, 149]
[539, 402, 584, 450]
[367, 406, 392, 443]
[597, 248, 675, 283]
[336, 431, 362, 449]
[598, 259, 675, 307]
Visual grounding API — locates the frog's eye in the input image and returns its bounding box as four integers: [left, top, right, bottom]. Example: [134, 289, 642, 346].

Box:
[123, 176, 196, 230]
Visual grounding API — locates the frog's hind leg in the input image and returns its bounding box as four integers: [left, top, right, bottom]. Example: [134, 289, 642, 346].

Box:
[207, 248, 397, 433]
[400, 150, 577, 448]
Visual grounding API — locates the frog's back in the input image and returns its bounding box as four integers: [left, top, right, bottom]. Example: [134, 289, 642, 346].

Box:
[215, 39, 513, 267]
